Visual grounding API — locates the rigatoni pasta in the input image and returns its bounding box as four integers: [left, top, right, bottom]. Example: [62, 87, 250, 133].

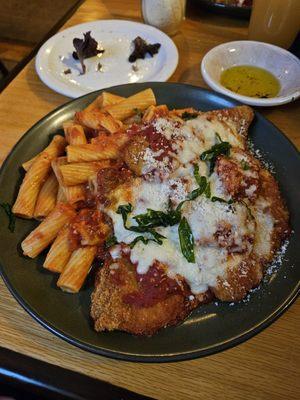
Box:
[21, 203, 76, 258]
[43, 226, 73, 273]
[66, 143, 120, 163]
[75, 109, 122, 133]
[13, 135, 66, 218]
[59, 161, 112, 186]
[12, 90, 166, 293]
[22, 154, 39, 171]
[85, 91, 125, 112]
[105, 88, 156, 121]
[51, 157, 85, 205]
[57, 246, 97, 293]
[63, 121, 87, 145]
[34, 172, 58, 219]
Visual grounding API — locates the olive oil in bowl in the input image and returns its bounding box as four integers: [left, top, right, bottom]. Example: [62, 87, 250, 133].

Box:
[220, 66, 280, 98]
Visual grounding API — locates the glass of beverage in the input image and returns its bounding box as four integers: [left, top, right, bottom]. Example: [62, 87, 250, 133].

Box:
[141, 0, 184, 36]
[248, 0, 300, 49]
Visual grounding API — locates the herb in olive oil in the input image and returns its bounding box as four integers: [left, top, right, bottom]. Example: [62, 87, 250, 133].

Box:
[220, 65, 280, 98]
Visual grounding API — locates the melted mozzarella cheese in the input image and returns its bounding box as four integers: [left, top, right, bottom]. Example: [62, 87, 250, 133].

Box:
[187, 116, 244, 149]
[106, 177, 237, 294]
[183, 196, 255, 250]
[251, 198, 274, 258]
[130, 225, 227, 293]
[107, 178, 187, 244]
[105, 116, 263, 295]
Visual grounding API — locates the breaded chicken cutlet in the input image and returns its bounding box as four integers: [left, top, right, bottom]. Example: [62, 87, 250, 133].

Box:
[90, 104, 289, 335]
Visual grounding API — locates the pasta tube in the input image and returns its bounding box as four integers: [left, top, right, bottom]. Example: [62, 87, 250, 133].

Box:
[56, 185, 67, 203]
[85, 91, 125, 112]
[13, 135, 66, 218]
[105, 88, 156, 121]
[64, 185, 85, 204]
[51, 157, 85, 204]
[34, 173, 58, 219]
[63, 121, 87, 145]
[75, 109, 122, 133]
[43, 226, 73, 273]
[22, 154, 39, 171]
[21, 203, 76, 258]
[59, 160, 111, 186]
[57, 246, 97, 293]
[66, 144, 119, 163]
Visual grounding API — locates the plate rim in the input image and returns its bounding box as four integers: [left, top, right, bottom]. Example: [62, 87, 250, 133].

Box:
[35, 19, 179, 98]
[0, 82, 299, 362]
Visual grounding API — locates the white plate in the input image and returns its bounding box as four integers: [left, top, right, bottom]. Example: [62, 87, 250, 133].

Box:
[36, 20, 179, 98]
[201, 41, 300, 107]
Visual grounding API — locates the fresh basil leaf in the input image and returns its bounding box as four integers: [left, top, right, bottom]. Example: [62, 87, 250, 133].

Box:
[105, 235, 118, 248]
[200, 141, 231, 174]
[129, 230, 166, 248]
[129, 236, 150, 248]
[149, 230, 166, 244]
[0, 203, 15, 232]
[133, 208, 181, 228]
[178, 217, 195, 263]
[193, 164, 207, 188]
[211, 196, 234, 204]
[177, 171, 210, 211]
[215, 132, 222, 143]
[116, 203, 133, 226]
[117, 203, 166, 246]
[186, 188, 201, 201]
[181, 111, 198, 120]
[204, 182, 211, 198]
[241, 160, 250, 170]
[240, 200, 254, 219]
[193, 165, 211, 198]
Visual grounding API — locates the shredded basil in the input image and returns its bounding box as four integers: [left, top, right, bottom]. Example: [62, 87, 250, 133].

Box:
[241, 160, 250, 170]
[0, 203, 15, 232]
[116, 204, 166, 247]
[215, 132, 222, 143]
[133, 208, 181, 228]
[178, 217, 195, 263]
[129, 236, 150, 248]
[211, 196, 234, 204]
[204, 182, 211, 198]
[200, 140, 231, 174]
[177, 166, 210, 211]
[105, 235, 118, 248]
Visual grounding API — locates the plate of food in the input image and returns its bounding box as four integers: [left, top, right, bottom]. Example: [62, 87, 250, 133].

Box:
[35, 20, 178, 98]
[195, 0, 252, 18]
[0, 82, 299, 362]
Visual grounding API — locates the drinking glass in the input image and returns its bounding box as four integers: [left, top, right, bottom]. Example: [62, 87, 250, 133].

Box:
[248, 0, 300, 49]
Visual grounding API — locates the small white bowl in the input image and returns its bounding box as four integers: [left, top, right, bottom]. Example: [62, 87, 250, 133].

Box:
[201, 40, 300, 107]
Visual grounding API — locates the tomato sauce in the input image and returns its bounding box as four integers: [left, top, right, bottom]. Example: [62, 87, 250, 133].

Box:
[127, 123, 172, 161]
[123, 263, 184, 308]
[96, 163, 132, 205]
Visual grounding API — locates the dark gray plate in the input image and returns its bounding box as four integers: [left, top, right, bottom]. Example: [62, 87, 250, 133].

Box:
[0, 83, 299, 362]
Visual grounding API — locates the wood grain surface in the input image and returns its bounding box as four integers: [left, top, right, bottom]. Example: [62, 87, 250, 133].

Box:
[0, 1, 299, 399]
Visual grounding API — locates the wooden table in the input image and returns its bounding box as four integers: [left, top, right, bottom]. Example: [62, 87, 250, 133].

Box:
[0, 1, 299, 399]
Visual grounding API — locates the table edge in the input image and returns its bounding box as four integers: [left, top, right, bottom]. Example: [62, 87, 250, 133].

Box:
[0, 346, 153, 400]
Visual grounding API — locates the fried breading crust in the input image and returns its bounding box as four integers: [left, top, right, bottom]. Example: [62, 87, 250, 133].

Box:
[212, 168, 290, 302]
[91, 259, 212, 336]
[206, 105, 254, 138]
